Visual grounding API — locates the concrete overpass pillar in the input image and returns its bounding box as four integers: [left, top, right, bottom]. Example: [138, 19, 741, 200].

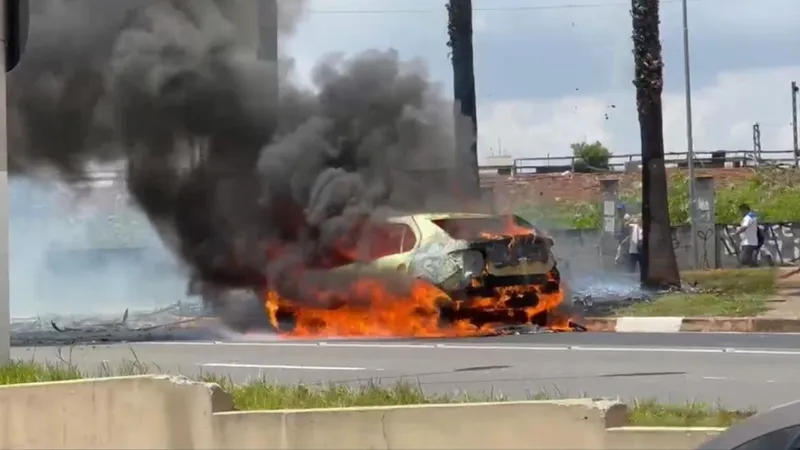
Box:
[600, 179, 620, 271]
[255, 0, 278, 63]
[0, 0, 10, 363]
[694, 176, 716, 269]
[215, 0, 278, 63]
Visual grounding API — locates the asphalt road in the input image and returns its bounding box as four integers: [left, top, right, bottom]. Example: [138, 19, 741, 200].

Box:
[13, 331, 800, 410]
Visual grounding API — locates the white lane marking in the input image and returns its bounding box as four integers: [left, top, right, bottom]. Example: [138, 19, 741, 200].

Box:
[137, 341, 800, 356]
[700, 376, 800, 384]
[615, 317, 683, 333]
[679, 332, 800, 335]
[200, 363, 377, 371]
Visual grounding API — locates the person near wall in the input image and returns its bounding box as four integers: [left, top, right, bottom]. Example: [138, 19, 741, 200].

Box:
[615, 214, 643, 273]
[614, 204, 628, 243]
[736, 203, 761, 267]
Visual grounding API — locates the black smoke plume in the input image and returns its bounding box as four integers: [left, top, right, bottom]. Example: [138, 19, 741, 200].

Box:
[9, 0, 475, 322]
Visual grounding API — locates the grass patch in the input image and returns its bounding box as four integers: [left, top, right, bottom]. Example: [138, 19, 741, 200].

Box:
[0, 359, 754, 427]
[629, 398, 755, 427]
[613, 268, 777, 317]
[0, 360, 83, 384]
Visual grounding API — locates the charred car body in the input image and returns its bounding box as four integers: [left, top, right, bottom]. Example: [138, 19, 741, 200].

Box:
[188, 212, 569, 333]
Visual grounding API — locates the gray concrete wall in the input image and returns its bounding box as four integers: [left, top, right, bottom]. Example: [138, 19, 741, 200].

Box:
[0, 375, 722, 450]
[553, 222, 800, 274]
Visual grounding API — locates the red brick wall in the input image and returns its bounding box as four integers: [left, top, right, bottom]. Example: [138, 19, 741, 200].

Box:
[483, 167, 758, 211]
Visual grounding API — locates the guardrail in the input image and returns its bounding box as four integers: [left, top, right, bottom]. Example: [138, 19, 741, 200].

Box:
[51, 149, 800, 185]
[480, 149, 799, 176]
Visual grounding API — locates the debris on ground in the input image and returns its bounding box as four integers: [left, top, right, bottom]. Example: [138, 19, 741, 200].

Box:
[572, 281, 721, 318]
[11, 300, 221, 347]
[9, 279, 688, 346]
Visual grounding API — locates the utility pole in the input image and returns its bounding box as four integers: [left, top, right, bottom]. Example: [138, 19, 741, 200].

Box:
[752, 123, 761, 163]
[446, 0, 480, 199]
[0, 0, 9, 364]
[1, 0, 28, 364]
[681, 0, 698, 270]
[792, 81, 798, 167]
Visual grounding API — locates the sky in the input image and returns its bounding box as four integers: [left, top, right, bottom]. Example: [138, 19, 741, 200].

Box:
[284, 0, 800, 165]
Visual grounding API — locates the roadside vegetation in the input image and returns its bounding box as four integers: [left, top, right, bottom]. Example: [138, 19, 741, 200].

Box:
[612, 268, 777, 317]
[517, 168, 800, 229]
[0, 359, 754, 427]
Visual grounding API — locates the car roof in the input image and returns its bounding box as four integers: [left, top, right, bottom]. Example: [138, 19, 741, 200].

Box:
[385, 212, 503, 222]
[416, 212, 501, 220]
[697, 399, 800, 449]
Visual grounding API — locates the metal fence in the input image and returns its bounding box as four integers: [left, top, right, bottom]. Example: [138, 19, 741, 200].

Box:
[480, 149, 799, 176]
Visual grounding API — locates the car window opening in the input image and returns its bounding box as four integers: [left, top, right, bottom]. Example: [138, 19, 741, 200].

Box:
[432, 215, 537, 241]
[320, 222, 417, 268]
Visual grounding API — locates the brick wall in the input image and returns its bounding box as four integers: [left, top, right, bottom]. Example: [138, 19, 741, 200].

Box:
[483, 167, 757, 211]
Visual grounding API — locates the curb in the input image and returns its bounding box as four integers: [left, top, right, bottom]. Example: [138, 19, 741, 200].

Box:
[583, 316, 800, 333]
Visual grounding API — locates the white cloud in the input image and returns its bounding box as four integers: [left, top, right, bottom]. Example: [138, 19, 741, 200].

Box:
[479, 65, 800, 161]
[284, 0, 800, 166]
[478, 96, 613, 159]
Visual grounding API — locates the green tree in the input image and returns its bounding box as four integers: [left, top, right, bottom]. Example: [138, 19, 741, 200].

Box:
[571, 141, 611, 172]
[631, 0, 680, 289]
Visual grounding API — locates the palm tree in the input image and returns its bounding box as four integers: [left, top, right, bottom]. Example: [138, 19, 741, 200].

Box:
[631, 0, 681, 288]
[446, 0, 480, 198]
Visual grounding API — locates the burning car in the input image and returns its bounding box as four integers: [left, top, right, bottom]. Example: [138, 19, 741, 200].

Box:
[189, 212, 576, 337]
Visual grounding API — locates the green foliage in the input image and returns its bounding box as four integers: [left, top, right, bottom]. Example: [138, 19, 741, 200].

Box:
[516, 202, 601, 230]
[715, 169, 800, 224]
[571, 141, 611, 172]
[520, 168, 800, 229]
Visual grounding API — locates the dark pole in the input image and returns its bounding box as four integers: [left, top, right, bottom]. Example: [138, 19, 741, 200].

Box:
[0, 0, 27, 363]
[752, 123, 761, 162]
[792, 81, 798, 167]
[446, 0, 480, 199]
[631, 0, 681, 289]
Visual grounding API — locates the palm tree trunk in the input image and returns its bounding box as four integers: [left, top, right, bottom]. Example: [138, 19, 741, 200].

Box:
[446, 0, 480, 199]
[631, 0, 681, 289]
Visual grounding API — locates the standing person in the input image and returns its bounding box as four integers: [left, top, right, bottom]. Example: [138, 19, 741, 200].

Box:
[736, 203, 760, 267]
[614, 204, 628, 243]
[626, 215, 644, 273]
[615, 215, 643, 273]
[614, 213, 631, 269]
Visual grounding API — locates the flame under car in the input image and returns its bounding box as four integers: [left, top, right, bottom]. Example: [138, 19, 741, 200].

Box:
[188, 212, 572, 337]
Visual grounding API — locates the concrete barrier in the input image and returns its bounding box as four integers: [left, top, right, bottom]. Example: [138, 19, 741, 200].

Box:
[0, 375, 726, 449]
[0, 375, 233, 449]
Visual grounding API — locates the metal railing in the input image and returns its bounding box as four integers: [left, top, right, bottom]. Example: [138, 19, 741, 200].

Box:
[479, 149, 798, 176]
[66, 149, 800, 187]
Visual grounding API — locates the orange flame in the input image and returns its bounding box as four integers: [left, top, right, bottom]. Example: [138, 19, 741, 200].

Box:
[261, 215, 573, 338]
[263, 273, 569, 338]
[265, 279, 491, 338]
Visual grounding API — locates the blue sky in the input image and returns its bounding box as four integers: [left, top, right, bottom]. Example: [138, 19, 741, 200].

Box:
[285, 0, 800, 163]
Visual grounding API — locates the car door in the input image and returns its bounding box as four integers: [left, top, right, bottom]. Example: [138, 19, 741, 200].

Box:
[697, 400, 800, 450]
[406, 217, 475, 288]
[354, 218, 420, 274]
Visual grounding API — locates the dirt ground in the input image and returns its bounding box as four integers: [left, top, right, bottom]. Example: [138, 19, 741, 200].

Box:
[762, 267, 800, 318]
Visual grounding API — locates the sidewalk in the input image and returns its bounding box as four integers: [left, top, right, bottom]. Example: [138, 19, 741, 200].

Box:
[761, 267, 800, 318]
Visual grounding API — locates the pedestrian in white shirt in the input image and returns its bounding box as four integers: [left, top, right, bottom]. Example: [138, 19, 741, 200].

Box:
[615, 215, 643, 273]
[736, 203, 760, 267]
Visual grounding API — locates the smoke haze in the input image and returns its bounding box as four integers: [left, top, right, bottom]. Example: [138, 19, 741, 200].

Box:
[8, 0, 475, 320]
[9, 177, 188, 318]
